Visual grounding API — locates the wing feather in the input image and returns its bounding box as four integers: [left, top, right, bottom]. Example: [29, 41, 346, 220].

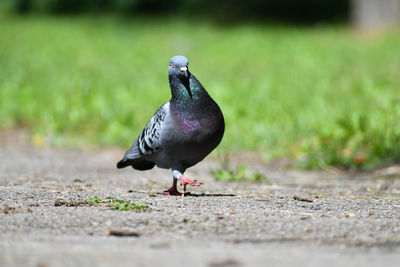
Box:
[121, 102, 169, 163]
[138, 102, 168, 155]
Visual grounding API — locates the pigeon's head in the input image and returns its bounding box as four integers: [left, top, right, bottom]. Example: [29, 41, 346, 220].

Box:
[169, 55, 189, 79]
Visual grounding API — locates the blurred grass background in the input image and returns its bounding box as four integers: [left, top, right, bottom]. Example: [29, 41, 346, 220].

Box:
[1, 1, 400, 169]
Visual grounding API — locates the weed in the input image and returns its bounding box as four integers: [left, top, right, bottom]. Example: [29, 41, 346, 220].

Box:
[211, 153, 269, 182]
[211, 163, 268, 182]
[384, 197, 400, 201]
[83, 198, 149, 211]
[108, 200, 149, 211]
[86, 197, 102, 204]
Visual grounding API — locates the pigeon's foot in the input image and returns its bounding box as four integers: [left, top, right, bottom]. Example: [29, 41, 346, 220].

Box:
[163, 174, 200, 196]
[163, 187, 182, 196]
[178, 176, 201, 186]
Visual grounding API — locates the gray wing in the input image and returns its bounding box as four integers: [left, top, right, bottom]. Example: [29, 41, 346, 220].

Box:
[123, 102, 169, 159]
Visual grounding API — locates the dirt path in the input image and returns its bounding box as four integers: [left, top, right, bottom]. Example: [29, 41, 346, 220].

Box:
[1, 132, 400, 267]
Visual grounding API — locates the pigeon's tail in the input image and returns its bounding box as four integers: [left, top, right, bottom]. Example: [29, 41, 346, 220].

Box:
[116, 158, 155, 171]
[117, 140, 155, 170]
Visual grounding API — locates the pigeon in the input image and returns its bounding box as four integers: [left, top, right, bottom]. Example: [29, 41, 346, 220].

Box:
[117, 55, 225, 195]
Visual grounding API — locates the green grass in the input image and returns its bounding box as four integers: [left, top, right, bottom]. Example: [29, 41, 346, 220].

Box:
[211, 153, 269, 181]
[108, 199, 149, 211]
[1, 12, 400, 169]
[384, 197, 400, 201]
[212, 164, 269, 182]
[86, 197, 103, 204]
[85, 197, 149, 211]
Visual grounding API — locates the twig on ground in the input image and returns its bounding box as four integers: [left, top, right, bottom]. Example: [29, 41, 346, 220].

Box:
[293, 195, 316, 203]
[106, 229, 141, 237]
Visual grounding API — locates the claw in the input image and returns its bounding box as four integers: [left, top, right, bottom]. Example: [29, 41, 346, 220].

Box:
[164, 176, 201, 196]
[178, 176, 201, 186]
[163, 188, 182, 196]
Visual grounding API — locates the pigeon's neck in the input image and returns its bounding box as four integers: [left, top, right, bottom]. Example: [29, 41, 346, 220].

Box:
[169, 73, 210, 109]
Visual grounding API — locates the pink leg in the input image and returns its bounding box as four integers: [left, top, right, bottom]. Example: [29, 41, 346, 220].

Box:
[163, 178, 182, 196]
[178, 176, 200, 186]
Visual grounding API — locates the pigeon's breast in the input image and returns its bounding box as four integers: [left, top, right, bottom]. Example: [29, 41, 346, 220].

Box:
[179, 117, 201, 134]
[175, 107, 224, 149]
[153, 99, 224, 170]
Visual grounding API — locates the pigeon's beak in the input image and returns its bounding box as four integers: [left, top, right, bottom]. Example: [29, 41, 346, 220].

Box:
[179, 67, 188, 78]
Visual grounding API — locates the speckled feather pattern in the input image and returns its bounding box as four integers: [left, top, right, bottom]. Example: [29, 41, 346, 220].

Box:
[138, 102, 168, 155]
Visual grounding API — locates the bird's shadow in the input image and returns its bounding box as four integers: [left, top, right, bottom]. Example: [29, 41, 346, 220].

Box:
[154, 192, 236, 197]
[183, 192, 236, 197]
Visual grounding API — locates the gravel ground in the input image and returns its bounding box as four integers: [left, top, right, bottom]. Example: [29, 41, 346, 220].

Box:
[1, 132, 400, 267]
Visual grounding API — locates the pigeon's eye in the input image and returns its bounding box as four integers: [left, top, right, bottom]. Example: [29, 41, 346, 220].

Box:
[171, 63, 175, 68]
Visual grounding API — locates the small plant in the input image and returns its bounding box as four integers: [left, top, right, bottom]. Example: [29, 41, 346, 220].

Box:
[85, 198, 149, 211]
[133, 201, 149, 211]
[385, 197, 400, 201]
[86, 197, 102, 204]
[108, 200, 149, 211]
[211, 154, 268, 182]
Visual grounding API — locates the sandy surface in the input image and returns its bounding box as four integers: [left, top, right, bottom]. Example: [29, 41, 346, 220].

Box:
[1, 132, 400, 267]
